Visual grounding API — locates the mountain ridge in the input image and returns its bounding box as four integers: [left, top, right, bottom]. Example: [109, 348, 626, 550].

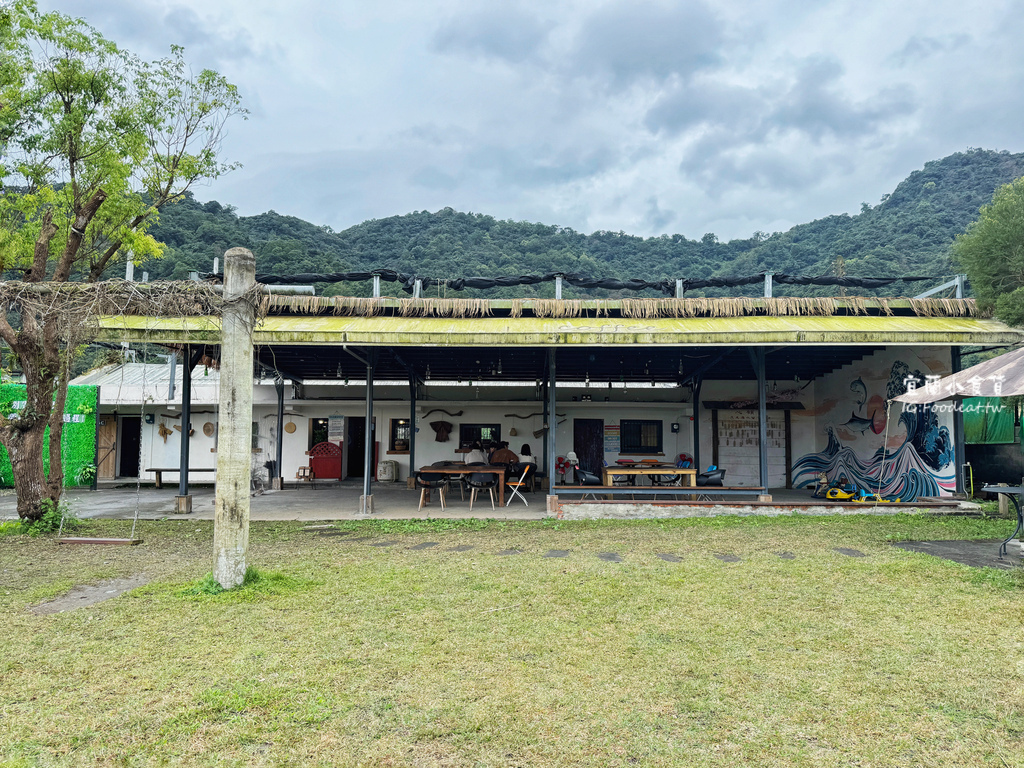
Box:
[144, 148, 1024, 297]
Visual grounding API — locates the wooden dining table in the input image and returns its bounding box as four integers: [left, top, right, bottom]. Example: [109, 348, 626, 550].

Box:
[601, 465, 697, 487]
[418, 464, 508, 507]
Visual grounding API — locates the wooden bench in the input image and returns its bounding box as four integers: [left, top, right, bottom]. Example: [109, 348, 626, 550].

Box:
[146, 467, 216, 489]
[554, 485, 769, 501]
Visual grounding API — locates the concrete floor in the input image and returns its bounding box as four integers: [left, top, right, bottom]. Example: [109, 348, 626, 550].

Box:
[0, 480, 549, 522]
[0, 481, 976, 523]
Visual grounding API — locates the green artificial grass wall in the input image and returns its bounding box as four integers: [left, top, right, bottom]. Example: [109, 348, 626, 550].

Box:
[0, 384, 99, 487]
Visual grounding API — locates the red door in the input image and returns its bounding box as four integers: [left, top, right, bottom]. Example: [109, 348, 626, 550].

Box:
[308, 441, 342, 479]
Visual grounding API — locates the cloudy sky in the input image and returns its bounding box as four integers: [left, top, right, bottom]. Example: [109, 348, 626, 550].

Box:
[41, 0, 1024, 240]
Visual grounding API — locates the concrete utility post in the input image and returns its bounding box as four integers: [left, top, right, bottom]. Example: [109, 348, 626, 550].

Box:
[213, 247, 256, 589]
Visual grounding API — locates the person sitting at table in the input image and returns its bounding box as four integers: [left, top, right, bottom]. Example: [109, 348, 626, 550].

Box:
[518, 444, 536, 465]
[464, 440, 488, 464]
[489, 441, 519, 466]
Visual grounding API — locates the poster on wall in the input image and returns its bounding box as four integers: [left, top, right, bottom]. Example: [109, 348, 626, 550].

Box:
[328, 415, 345, 445]
[604, 425, 620, 452]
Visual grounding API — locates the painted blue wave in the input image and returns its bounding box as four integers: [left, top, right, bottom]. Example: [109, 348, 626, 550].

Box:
[793, 429, 952, 501]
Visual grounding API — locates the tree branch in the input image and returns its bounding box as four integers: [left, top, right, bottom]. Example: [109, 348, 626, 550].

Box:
[52, 189, 107, 282]
[27, 210, 58, 282]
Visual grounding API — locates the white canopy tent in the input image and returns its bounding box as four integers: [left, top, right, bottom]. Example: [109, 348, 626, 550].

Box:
[891, 346, 1024, 404]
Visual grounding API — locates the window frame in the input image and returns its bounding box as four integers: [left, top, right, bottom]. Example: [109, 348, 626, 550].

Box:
[458, 423, 502, 449]
[389, 418, 411, 452]
[619, 419, 663, 455]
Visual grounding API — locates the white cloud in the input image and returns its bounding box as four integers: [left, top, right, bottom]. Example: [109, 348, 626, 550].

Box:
[35, 0, 1024, 241]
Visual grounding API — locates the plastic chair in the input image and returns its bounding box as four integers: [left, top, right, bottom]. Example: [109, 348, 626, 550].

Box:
[696, 468, 726, 486]
[575, 467, 603, 501]
[416, 471, 449, 511]
[696, 467, 726, 501]
[467, 470, 498, 511]
[505, 463, 533, 506]
[650, 471, 680, 499]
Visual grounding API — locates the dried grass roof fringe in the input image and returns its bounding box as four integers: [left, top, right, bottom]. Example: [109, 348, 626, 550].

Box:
[262, 293, 979, 319]
[908, 297, 977, 317]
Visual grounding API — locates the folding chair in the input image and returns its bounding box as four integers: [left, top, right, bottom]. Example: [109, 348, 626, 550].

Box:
[506, 464, 533, 506]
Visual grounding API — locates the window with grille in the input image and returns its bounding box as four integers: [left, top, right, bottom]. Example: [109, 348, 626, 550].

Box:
[620, 419, 662, 454]
[390, 418, 411, 451]
[459, 423, 501, 449]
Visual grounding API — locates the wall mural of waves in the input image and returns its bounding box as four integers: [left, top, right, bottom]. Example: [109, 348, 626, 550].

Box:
[793, 357, 955, 501]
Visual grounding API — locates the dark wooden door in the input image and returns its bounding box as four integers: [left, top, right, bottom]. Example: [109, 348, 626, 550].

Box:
[96, 418, 117, 479]
[573, 418, 604, 474]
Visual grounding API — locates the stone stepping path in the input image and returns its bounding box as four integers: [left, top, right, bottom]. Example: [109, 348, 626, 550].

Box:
[344, 539, 882, 565]
[833, 547, 866, 557]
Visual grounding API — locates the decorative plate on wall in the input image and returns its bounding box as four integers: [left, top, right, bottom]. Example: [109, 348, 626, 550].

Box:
[284, 422, 297, 434]
[203, 422, 215, 437]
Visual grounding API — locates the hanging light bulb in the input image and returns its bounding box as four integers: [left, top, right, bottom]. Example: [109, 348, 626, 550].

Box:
[425, 365, 431, 379]
[497, 358, 502, 374]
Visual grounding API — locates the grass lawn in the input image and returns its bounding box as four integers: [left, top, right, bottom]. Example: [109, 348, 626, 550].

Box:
[1, 513, 1022, 767]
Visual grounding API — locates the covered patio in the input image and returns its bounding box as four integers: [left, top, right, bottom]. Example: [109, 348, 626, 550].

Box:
[96, 282, 1024, 515]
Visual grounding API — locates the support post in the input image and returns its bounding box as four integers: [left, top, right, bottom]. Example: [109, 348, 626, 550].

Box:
[409, 379, 417, 482]
[274, 377, 285, 490]
[555, 275, 563, 299]
[692, 376, 703, 471]
[764, 272, 773, 298]
[361, 350, 378, 514]
[541, 378, 549, 481]
[951, 347, 966, 495]
[373, 274, 381, 298]
[176, 345, 193, 514]
[213, 247, 256, 589]
[546, 348, 557, 500]
[749, 348, 769, 492]
[675, 279, 684, 299]
[167, 353, 176, 401]
[413, 279, 422, 298]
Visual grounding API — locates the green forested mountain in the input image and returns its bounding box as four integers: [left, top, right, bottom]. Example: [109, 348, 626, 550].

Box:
[142, 148, 1024, 297]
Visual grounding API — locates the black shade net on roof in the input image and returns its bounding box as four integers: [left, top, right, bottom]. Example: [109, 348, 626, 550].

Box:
[222, 270, 943, 295]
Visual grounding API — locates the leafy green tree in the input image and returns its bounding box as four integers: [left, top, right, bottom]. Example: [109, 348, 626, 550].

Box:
[953, 176, 1024, 326]
[0, 0, 245, 520]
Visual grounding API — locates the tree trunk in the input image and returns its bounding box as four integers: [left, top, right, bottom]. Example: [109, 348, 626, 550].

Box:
[1, 358, 64, 521]
[0, 297, 71, 521]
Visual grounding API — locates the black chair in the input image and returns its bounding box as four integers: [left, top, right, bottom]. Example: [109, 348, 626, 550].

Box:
[416, 471, 449, 512]
[696, 468, 726, 501]
[433, 460, 465, 500]
[696, 468, 726, 486]
[575, 468, 603, 501]
[467, 469, 498, 511]
[605, 461, 635, 499]
[649, 472, 680, 500]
